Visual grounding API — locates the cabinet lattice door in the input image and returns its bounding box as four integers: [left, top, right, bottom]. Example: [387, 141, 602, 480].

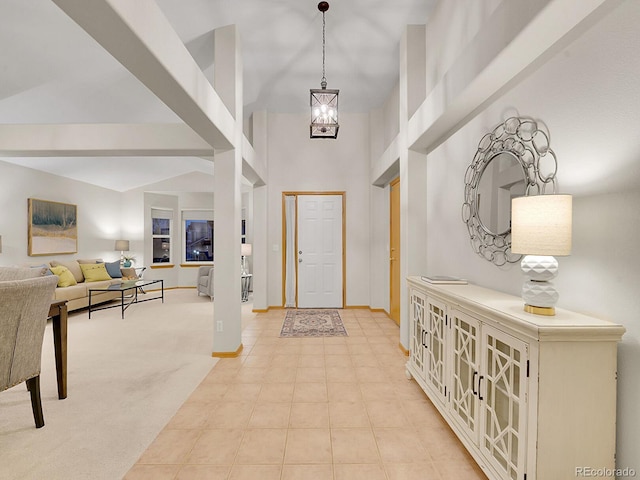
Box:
[450, 310, 481, 443]
[425, 298, 447, 402]
[409, 289, 427, 379]
[480, 325, 528, 480]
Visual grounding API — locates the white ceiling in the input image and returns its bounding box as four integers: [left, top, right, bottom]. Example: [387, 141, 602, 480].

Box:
[2, 1, 639, 197]
[0, 0, 437, 191]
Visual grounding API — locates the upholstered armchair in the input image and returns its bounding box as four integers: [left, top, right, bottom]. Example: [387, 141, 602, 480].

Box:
[0, 267, 59, 428]
[197, 266, 214, 299]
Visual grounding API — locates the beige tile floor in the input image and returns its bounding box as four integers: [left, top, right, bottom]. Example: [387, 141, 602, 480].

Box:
[124, 309, 488, 480]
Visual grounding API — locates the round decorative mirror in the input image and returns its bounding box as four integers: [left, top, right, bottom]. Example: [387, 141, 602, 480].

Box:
[462, 117, 558, 266]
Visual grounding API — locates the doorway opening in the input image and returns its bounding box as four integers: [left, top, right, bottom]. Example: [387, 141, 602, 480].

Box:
[282, 192, 345, 308]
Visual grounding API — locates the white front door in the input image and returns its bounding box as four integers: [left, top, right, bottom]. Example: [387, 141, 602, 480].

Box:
[297, 195, 343, 308]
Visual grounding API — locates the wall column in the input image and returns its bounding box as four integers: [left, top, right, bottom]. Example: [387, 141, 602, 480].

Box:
[251, 111, 268, 311]
[212, 25, 243, 356]
[213, 149, 243, 355]
[399, 25, 427, 350]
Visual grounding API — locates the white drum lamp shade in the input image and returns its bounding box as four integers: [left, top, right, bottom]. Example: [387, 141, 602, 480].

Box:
[511, 195, 572, 256]
[511, 194, 572, 315]
[115, 240, 130, 252]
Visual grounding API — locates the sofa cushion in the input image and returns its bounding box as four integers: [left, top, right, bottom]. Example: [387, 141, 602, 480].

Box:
[80, 263, 112, 282]
[77, 258, 103, 264]
[53, 283, 86, 302]
[50, 265, 78, 287]
[88, 279, 117, 289]
[50, 260, 84, 283]
[104, 260, 122, 278]
[121, 267, 138, 280]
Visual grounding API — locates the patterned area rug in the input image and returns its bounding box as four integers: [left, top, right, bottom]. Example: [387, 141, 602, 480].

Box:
[280, 309, 348, 337]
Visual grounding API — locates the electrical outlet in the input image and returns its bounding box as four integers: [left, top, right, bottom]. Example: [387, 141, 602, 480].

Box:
[216, 320, 223, 332]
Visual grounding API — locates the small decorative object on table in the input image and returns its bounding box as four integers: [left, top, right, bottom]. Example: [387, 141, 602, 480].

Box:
[122, 255, 135, 268]
[420, 275, 468, 285]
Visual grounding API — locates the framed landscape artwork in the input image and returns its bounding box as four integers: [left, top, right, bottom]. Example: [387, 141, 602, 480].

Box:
[28, 198, 78, 256]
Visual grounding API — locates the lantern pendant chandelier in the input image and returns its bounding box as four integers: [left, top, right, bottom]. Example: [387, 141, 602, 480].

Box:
[310, 1, 339, 139]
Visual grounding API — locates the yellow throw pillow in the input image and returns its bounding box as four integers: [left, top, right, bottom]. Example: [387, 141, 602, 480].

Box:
[50, 259, 84, 283]
[79, 262, 112, 282]
[50, 265, 77, 288]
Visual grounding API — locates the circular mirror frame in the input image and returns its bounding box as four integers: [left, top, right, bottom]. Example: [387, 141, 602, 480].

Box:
[462, 116, 558, 266]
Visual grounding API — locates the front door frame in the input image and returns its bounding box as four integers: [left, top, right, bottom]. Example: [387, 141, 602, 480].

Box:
[281, 191, 346, 308]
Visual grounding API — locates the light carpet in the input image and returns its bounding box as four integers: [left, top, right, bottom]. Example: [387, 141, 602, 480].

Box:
[0, 289, 235, 480]
[279, 308, 348, 337]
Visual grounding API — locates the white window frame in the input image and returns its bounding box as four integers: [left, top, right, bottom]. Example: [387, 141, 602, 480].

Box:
[182, 209, 214, 264]
[151, 208, 173, 265]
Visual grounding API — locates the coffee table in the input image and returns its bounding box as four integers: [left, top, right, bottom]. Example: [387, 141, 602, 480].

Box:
[88, 279, 164, 319]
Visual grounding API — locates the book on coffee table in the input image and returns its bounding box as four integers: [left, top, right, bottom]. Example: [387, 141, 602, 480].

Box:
[420, 275, 468, 285]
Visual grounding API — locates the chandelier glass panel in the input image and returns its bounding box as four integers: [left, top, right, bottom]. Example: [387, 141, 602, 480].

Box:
[310, 1, 339, 139]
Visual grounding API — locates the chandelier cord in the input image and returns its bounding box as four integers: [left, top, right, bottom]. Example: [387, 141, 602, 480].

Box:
[321, 10, 326, 87]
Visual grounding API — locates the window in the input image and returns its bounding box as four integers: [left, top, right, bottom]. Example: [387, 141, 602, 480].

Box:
[151, 208, 172, 263]
[183, 210, 214, 263]
[241, 207, 247, 244]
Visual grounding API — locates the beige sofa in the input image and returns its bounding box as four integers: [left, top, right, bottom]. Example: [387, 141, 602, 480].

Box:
[33, 258, 133, 312]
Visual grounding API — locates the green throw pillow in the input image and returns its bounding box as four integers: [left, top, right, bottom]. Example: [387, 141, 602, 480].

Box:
[50, 265, 77, 287]
[79, 262, 112, 282]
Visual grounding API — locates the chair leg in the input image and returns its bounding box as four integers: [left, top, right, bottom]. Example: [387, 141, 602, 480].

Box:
[26, 376, 45, 428]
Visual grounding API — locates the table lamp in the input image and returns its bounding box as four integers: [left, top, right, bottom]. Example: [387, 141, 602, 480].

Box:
[115, 239, 130, 265]
[510, 194, 572, 316]
[241, 243, 252, 275]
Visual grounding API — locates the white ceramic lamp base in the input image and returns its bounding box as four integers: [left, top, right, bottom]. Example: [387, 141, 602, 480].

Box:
[241, 256, 248, 275]
[520, 255, 559, 316]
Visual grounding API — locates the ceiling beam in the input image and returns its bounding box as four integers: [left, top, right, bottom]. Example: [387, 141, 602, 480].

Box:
[0, 124, 213, 157]
[52, 0, 235, 151]
[408, 0, 621, 153]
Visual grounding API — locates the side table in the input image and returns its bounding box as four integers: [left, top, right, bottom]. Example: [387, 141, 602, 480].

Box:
[241, 274, 252, 302]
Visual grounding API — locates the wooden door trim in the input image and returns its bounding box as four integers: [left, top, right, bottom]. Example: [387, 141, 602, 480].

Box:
[390, 177, 401, 325]
[281, 192, 346, 308]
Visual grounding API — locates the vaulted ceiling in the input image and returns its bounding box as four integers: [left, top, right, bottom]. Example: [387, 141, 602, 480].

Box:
[0, 0, 437, 191]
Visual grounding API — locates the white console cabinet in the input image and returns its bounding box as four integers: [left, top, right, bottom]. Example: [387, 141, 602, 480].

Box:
[406, 276, 624, 480]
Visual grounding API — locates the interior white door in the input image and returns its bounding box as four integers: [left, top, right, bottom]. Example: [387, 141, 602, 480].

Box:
[297, 195, 343, 308]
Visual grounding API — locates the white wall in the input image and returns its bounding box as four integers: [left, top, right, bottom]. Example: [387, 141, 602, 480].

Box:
[382, 83, 400, 148]
[0, 158, 236, 290]
[265, 112, 371, 308]
[420, 0, 640, 470]
[0, 161, 123, 266]
[424, 0, 501, 100]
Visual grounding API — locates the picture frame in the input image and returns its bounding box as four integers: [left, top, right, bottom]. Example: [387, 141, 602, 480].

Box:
[28, 198, 78, 256]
